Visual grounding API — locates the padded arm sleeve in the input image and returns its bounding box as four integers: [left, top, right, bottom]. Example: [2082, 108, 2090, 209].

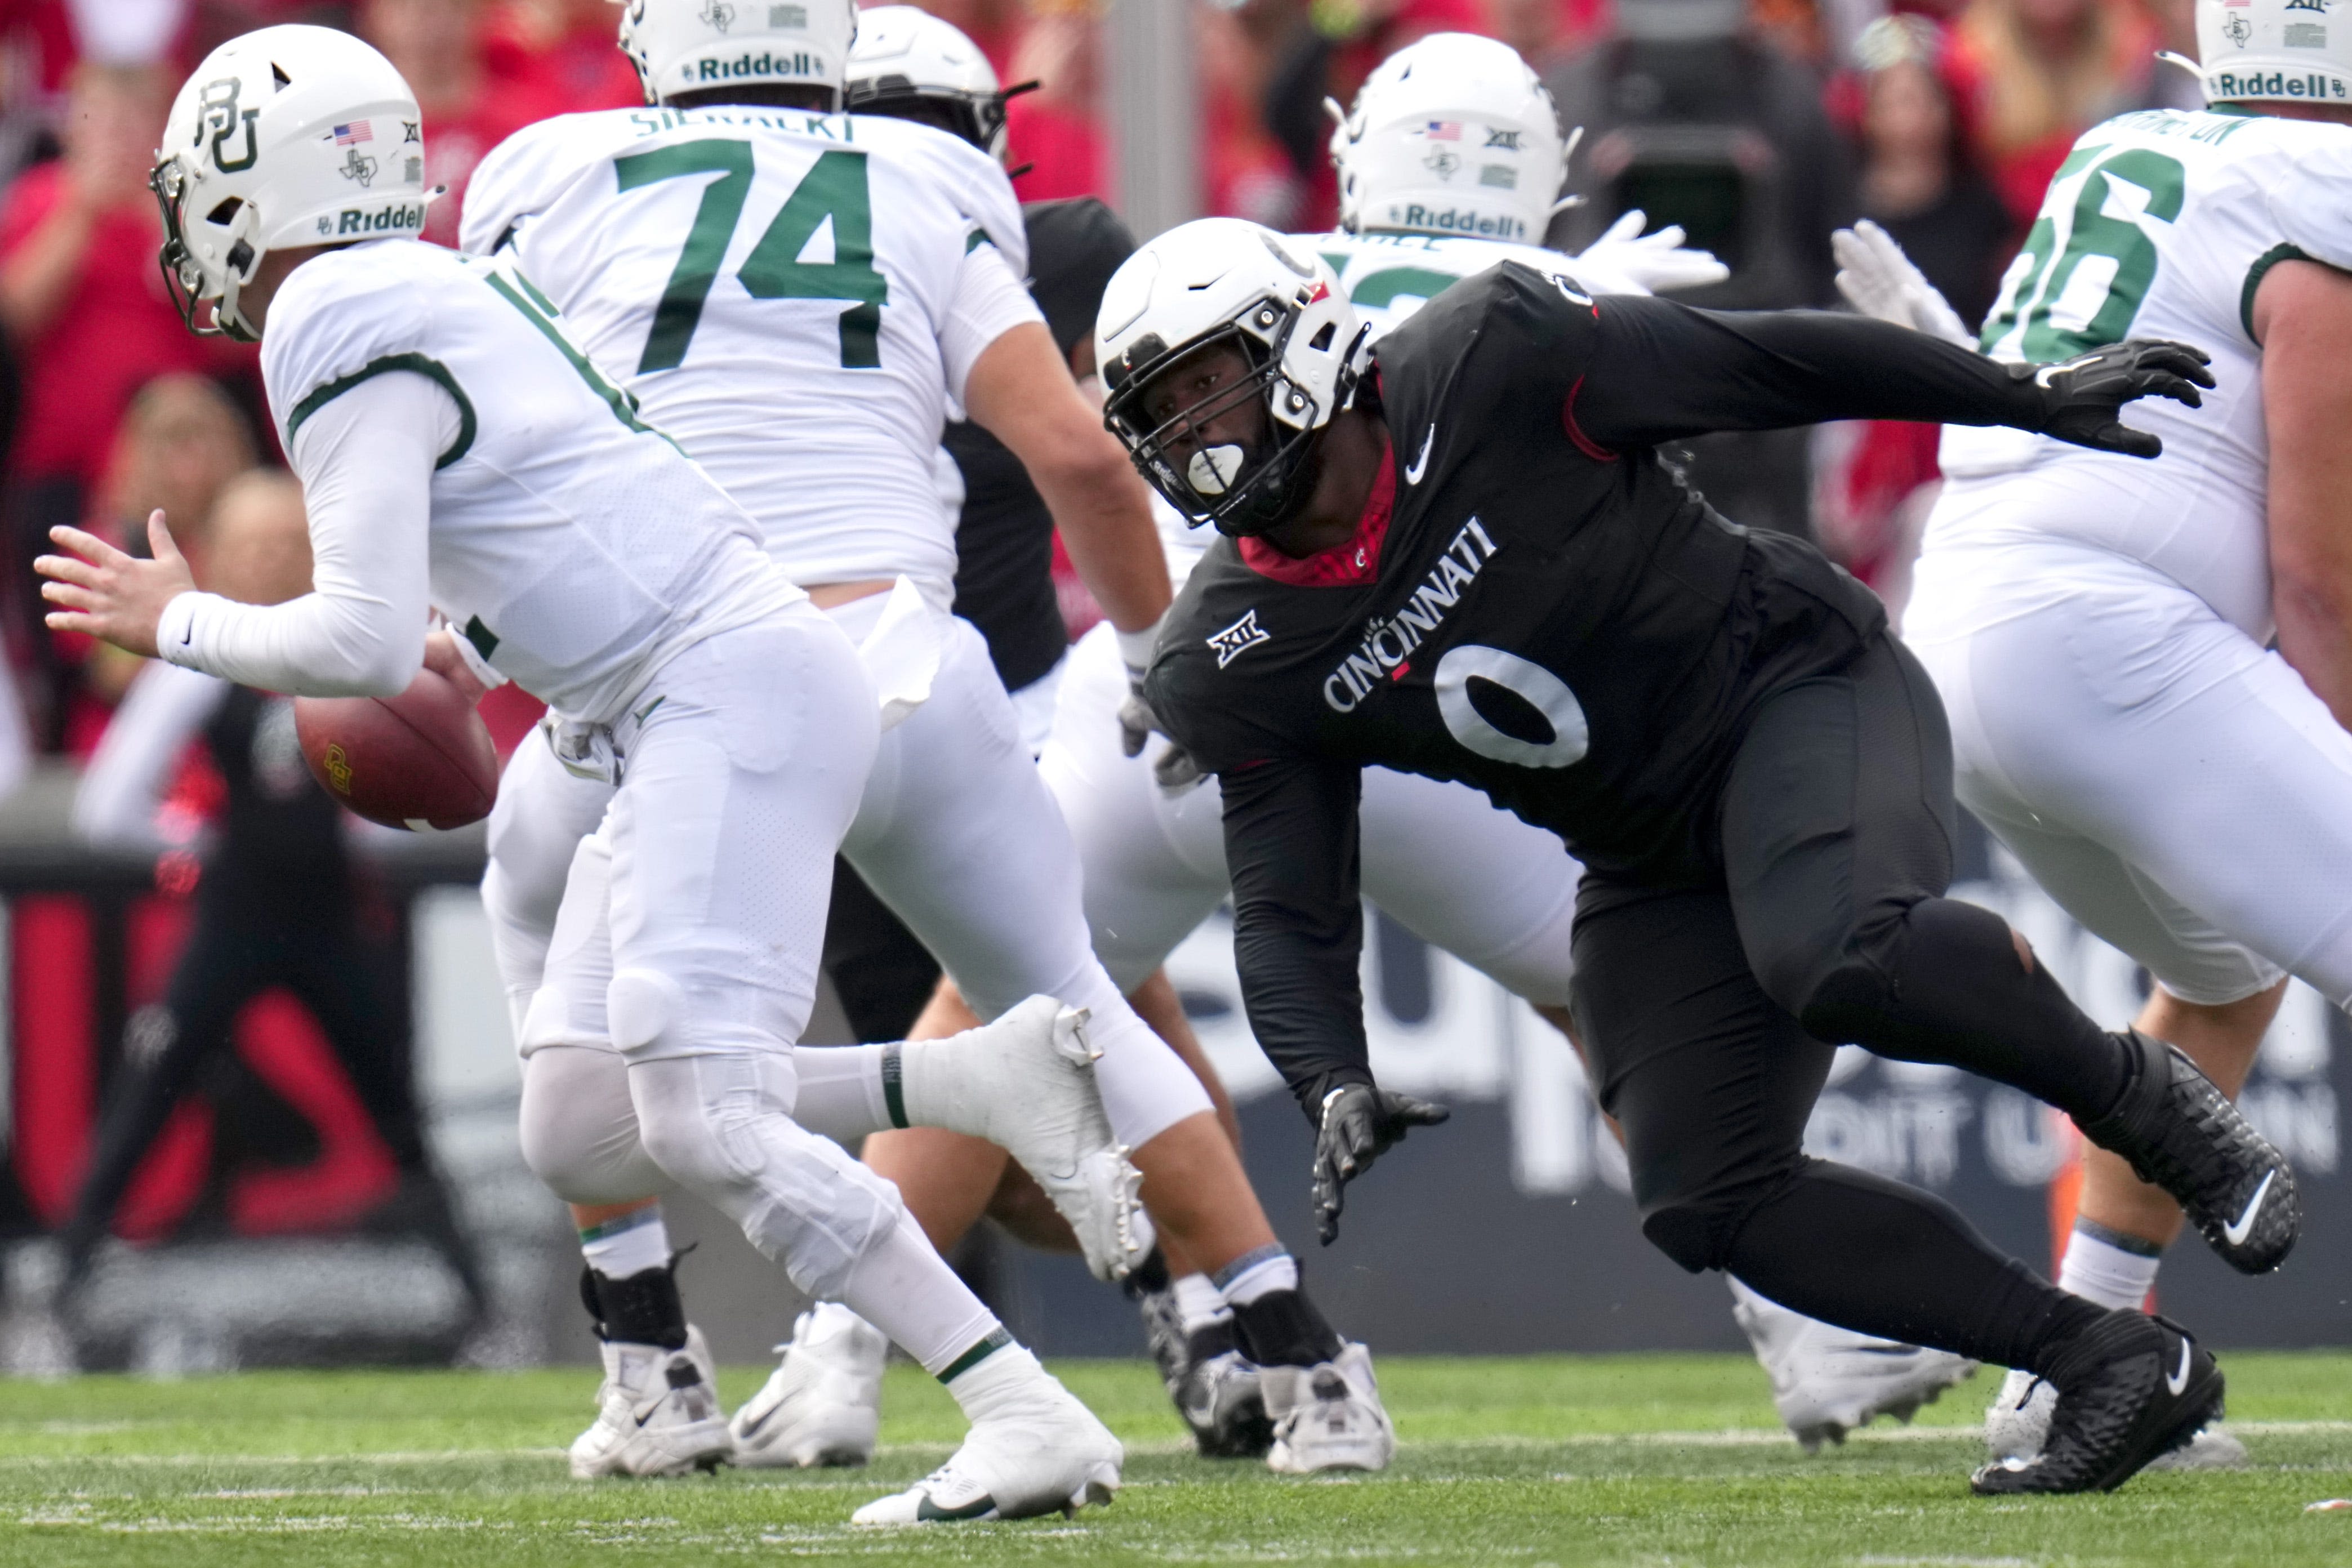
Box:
[157, 371, 455, 697]
[1573, 295, 2047, 451]
[1218, 752, 1374, 1121]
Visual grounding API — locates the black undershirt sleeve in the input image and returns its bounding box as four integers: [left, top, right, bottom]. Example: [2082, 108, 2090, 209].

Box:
[1573, 296, 2046, 452]
[1217, 752, 1373, 1122]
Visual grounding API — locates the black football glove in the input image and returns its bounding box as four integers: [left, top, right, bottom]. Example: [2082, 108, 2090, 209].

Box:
[2022, 338, 2214, 459]
[1311, 1083, 1450, 1245]
[1116, 682, 1205, 790]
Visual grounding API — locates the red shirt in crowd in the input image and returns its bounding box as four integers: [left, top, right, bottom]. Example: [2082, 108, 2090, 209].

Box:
[0, 164, 238, 488]
[418, 81, 565, 249]
[484, 12, 644, 119]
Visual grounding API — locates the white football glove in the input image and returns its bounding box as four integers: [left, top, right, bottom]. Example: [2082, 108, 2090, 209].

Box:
[1832, 219, 1975, 348]
[1567, 208, 1731, 297]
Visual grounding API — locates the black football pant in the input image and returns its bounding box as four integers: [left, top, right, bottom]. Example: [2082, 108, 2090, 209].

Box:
[1570, 632, 2127, 1372]
[59, 898, 466, 1292]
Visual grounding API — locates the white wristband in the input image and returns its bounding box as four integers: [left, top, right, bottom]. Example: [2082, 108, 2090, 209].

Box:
[155, 591, 208, 671]
[1115, 616, 1164, 680]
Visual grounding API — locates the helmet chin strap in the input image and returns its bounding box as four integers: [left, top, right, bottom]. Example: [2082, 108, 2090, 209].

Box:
[213, 203, 265, 343]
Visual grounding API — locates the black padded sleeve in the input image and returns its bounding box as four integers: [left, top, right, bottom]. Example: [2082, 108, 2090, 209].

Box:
[1571, 296, 2047, 451]
[1217, 751, 1373, 1122]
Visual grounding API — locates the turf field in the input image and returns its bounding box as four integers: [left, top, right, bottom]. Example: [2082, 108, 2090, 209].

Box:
[5, 1352, 2351, 1566]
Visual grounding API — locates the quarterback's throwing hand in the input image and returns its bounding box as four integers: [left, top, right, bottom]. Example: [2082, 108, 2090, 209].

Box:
[1312, 1084, 1450, 1245]
[2026, 339, 2215, 459]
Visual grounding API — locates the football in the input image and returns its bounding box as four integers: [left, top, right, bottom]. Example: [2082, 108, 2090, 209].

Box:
[292, 665, 500, 831]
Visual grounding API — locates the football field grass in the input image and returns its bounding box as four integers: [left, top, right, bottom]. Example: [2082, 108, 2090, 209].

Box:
[5, 1352, 2352, 1566]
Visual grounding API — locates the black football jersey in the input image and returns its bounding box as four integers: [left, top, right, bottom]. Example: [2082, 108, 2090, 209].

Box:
[1144, 262, 2057, 1111]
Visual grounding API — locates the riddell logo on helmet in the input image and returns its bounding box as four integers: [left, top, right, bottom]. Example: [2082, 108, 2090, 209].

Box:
[1398, 204, 1527, 239]
[693, 49, 817, 81]
[2212, 68, 2347, 96]
[332, 202, 425, 235]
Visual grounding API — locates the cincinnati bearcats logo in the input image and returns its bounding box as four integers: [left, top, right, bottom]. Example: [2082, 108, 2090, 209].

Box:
[198, 77, 260, 172]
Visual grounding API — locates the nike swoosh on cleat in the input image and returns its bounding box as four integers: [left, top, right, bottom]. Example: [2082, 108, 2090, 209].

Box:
[2221, 1169, 2275, 1248]
[1404, 424, 1436, 485]
[915, 1491, 998, 1522]
[2166, 1339, 2193, 1397]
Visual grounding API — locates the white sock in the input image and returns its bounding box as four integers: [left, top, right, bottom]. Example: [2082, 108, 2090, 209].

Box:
[1215, 1246, 1297, 1307]
[579, 1205, 670, 1279]
[944, 1340, 1052, 1421]
[789, 1043, 894, 1142]
[836, 1209, 1002, 1375]
[2056, 1221, 2163, 1312]
[1172, 1272, 1231, 1335]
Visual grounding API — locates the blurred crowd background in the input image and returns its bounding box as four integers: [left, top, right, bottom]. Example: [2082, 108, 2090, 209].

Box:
[0, 0, 2207, 768]
[0, 0, 2264, 1370]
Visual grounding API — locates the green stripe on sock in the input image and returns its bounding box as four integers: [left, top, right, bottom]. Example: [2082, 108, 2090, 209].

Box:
[577, 1208, 663, 1244]
[881, 1043, 909, 1129]
[936, 1328, 1012, 1384]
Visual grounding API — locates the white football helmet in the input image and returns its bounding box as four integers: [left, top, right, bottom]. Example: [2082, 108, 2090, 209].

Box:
[620, 0, 859, 107]
[845, 5, 1022, 160]
[1097, 218, 1366, 537]
[152, 25, 427, 342]
[1331, 32, 1567, 244]
[2197, 0, 2351, 105]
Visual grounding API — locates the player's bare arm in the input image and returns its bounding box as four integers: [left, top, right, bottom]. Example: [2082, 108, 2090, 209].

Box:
[2255, 257, 2352, 730]
[964, 318, 1170, 633]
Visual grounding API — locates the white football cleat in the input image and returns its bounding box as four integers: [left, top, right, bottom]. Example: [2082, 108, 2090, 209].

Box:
[1984, 1363, 2247, 1470]
[569, 1324, 730, 1478]
[850, 1360, 1122, 1525]
[1731, 1279, 1977, 1451]
[901, 995, 1155, 1281]
[1263, 1342, 1395, 1474]
[730, 1304, 888, 1468]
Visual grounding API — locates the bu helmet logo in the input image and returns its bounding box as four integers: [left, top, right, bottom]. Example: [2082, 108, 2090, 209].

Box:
[338, 146, 378, 186]
[198, 77, 260, 172]
[2226, 11, 2254, 43]
[701, 0, 736, 29]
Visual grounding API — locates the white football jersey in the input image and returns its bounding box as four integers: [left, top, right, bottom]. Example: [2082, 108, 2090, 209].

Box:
[262, 238, 796, 723]
[1928, 108, 2352, 639]
[1152, 230, 1593, 592]
[463, 106, 1040, 599]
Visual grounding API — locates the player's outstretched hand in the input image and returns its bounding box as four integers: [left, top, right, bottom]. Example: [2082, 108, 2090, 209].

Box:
[1569, 208, 1730, 296]
[2026, 338, 2215, 459]
[36, 510, 194, 659]
[1832, 220, 1974, 347]
[1312, 1084, 1450, 1245]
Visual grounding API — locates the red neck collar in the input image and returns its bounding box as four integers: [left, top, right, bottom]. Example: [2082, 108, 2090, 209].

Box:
[1237, 436, 1396, 587]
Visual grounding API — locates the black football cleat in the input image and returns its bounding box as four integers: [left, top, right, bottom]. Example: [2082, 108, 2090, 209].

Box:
[1971, 1315, 2222, 1495]
[2077, 1030, 2298, 1273]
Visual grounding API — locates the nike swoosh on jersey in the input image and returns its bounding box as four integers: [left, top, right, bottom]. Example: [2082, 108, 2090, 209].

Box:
[2164, 1337, 2193, 1397]
[1404, 424, 1436, 485]
[2221, 1168, 2276, 1247]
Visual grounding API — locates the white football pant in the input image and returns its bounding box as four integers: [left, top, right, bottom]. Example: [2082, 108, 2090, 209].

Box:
[501, 607, 986, 1346]
[1040, 623, 1582, 1004]
[489, 593, 1211, 1168]
[1909, 533, 2352, 1008]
